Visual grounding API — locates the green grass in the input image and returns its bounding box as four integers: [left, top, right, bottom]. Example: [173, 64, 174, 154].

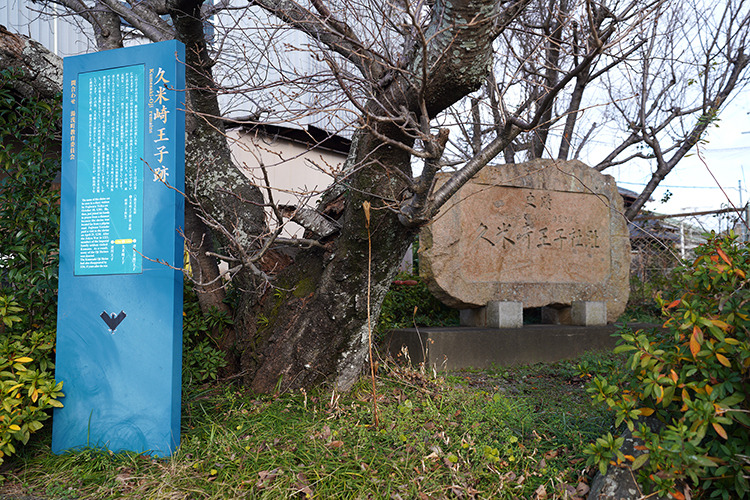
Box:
[0, 353, 621, 499]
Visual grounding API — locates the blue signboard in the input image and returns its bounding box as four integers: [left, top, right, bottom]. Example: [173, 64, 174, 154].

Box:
[53, 40, 185, 457]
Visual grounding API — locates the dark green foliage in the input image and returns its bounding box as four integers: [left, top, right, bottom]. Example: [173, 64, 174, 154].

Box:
[0, 70, 64, 465]
[0, 69, 61, 327]
[182, 285, 229, 385]
[622, 274, 666, 323]
[585, 233, 750, 498]
[376, 272, 459, 339]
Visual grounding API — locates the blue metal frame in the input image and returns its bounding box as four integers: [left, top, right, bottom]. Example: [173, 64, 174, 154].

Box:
[53, 40, 185, 457]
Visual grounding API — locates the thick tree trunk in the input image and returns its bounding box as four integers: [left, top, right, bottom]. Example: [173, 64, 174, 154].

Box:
[170, 0, 270, 376]
[6, 0, 514, 393]
[243, 124, 416, 392]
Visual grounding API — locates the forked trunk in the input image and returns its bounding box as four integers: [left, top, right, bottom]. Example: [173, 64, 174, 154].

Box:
[237, 128, 417, 392]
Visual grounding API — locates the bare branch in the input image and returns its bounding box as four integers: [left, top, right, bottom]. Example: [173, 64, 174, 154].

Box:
[250, 0, 386, 80]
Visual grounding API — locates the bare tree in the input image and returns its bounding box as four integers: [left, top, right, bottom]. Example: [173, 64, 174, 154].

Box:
[592, 0, 750, 219]
[9, 0, 741, 392]
[443, 0, 750, 221]
[440, 0, 652, 162]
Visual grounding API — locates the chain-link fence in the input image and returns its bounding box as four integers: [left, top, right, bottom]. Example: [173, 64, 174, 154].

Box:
[629, 206, 748, 285]
[630, 218, 703, 281]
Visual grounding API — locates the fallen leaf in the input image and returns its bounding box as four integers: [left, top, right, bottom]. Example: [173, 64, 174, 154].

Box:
[556, 483, 577, 498]
[319, 425, 332, 440]
[114, 467, 134, 484]
[576, 481, 590, 497]
[256, 468, 282, 489]
[294, 472, 314, 498]
[534, 483, 547, 499]
[327, 440, 344, 449]
[449, 485, 464, 497]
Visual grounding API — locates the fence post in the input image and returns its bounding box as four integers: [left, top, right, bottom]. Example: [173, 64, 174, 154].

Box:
[680, 222, 685, 259]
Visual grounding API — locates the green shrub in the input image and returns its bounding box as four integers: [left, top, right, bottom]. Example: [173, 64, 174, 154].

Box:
[376, 272, 458, 339]
[585, 233, 750, 498]
[0, 70, 63, 465]
[0, 296, 63, 464]
[0, 69, 61, 327]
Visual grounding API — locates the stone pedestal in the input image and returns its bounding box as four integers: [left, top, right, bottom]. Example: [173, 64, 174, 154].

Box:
[487, 301, 523, 328]
[542, 301, 607, 326]
[571, 301, 607, 326]
[461, 301, 523, 328]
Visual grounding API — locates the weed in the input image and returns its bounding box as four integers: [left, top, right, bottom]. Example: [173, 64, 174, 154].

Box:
[0, 352, 616, 499]
[182, 286, 229, 386]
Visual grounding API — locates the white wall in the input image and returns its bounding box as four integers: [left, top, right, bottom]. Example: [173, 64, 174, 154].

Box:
[228, 127, 346, 237]
[1, 1, 92, 56]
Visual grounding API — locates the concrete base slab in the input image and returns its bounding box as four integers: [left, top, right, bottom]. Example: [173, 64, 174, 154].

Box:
[383, 324, 653, 371]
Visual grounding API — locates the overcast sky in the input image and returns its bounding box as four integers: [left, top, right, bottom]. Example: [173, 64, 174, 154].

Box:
[600, 90, 750, 233]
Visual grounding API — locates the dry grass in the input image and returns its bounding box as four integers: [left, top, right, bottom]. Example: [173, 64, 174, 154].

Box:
[0, 352, 621, 499]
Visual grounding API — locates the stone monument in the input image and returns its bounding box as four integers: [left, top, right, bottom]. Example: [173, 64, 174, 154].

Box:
[420, 159, 630, 327]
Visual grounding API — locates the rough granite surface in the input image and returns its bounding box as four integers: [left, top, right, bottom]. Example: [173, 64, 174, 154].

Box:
[420, 159, 631, 323]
